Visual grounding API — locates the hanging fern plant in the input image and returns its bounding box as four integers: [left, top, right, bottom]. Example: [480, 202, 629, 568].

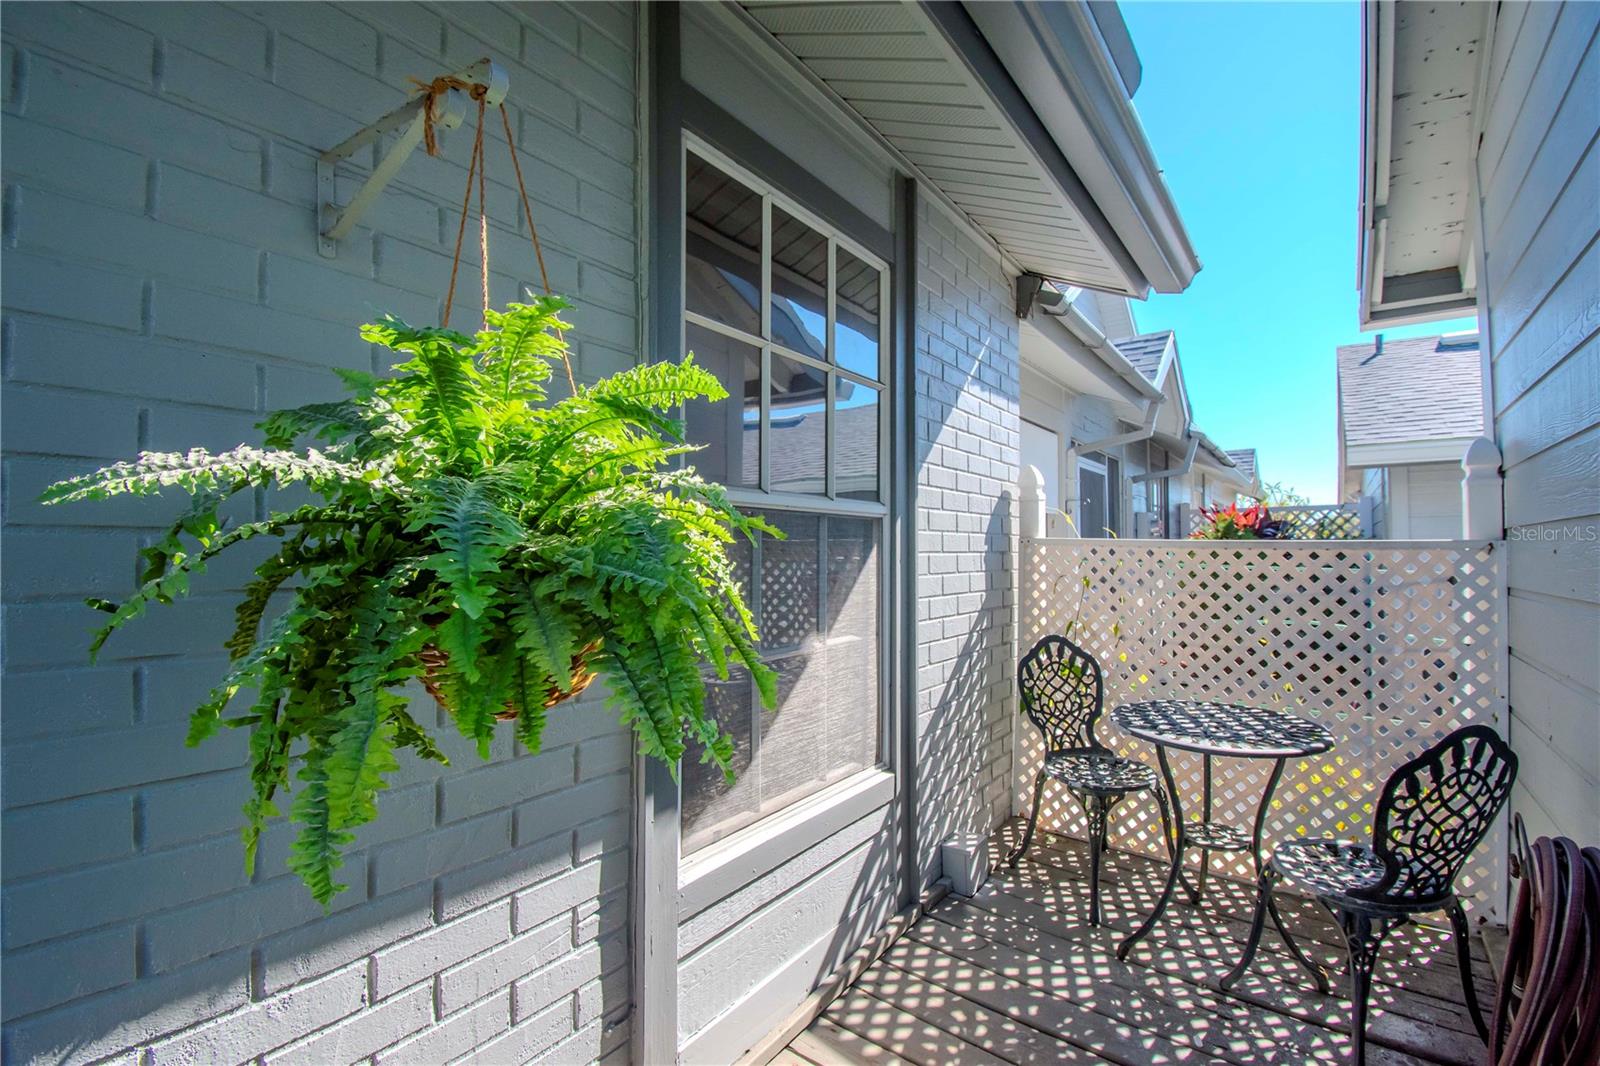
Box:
[41, 297, 776, 905]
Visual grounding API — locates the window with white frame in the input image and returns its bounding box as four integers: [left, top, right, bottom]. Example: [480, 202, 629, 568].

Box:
[679, 143, 890, 855]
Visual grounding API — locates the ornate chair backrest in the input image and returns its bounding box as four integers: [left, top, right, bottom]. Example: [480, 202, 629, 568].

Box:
[1367, 724, 1518, 904]
[1017, 635, 1105, 754]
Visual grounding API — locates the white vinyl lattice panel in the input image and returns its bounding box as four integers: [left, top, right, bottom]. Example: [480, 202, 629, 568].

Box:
[1018, 538, 1510, 918]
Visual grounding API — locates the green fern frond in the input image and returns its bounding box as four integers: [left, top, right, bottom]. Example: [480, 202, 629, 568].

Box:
[287, 746, 353, 907]
[585, 354, 727, 410]
[324, 698, 400, 832]
[530, 441, 699, 527]
[475, 300, 566, 405]
[511, 660, 549, 755]
[392, 706, 450, 765]
[228, 537, 310, 661]
[365, 316, 488, 467]
[431, 609, 502, 757]
[39, 446, 390, 505]
[258, 401, 370, 449]
[506, 573, 577, 690]
[409, 476, 524, 618]
[93, 506, 359, 660]
[598, 641, 684, 768]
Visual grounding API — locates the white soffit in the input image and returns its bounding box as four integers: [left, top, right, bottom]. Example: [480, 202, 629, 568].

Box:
[1359, 1, 1488, 326]
[737, 0, 1139, 295]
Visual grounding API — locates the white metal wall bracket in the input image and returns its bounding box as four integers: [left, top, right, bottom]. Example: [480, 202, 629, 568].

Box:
[316, 58, 509, 258]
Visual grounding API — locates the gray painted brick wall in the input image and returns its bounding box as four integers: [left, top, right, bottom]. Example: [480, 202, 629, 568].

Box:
[912, 199, 1020, 883]
[1, 3, 638, 1062]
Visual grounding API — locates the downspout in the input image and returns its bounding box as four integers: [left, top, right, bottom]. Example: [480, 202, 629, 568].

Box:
[1132, 434, 1199, 482]
[1069, 394, 1160, 457]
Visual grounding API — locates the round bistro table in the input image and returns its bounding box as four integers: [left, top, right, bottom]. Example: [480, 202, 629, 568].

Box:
[1111, 699, 1335, 972]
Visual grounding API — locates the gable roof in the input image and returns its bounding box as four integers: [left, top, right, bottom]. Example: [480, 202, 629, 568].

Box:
[1225, 449, 1258, 483]
[1336, 334, 1486, 449]
[1112, 331, 1173, 383]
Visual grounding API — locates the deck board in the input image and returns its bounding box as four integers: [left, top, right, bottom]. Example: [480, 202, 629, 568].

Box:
[782, 824, 1495, 1065]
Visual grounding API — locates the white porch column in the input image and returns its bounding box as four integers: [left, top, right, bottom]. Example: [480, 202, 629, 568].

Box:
[1020, 464, 1047, 539]
[1461, 436, 1504, 539]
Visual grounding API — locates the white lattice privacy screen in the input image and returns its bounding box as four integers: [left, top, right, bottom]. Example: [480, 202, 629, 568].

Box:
[1017, 538, 1510, 918]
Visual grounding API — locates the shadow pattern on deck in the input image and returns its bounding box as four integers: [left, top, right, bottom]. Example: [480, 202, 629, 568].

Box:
[780, 821, 1495, 1065]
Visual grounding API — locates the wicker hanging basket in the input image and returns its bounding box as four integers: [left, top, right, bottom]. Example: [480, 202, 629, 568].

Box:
[418, 640, 602, 720]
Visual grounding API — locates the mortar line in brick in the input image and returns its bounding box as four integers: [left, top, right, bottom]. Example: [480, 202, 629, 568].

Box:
[9, 45, 27, 113]
[132, 792, 148, 851]
[144, 160, 160, 218]
[134, 921, 150, 978]
[2, 183, 16, 248]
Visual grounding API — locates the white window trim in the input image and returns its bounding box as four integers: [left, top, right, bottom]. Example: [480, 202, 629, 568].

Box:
[679, 131, 896, 863]
[678, 767, 896, 919]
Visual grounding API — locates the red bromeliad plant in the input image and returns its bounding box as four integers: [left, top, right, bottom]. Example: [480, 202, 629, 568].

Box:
[1190, 501, 1284, 540]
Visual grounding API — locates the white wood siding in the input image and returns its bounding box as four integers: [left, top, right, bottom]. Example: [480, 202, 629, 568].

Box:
[1392, 461, 1464, 539]
[1480, 0, 1600, 843]
[1362, 467, 1391, 538]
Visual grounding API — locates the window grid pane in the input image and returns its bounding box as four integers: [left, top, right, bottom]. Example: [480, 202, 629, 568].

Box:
[680, 148, 888, 855]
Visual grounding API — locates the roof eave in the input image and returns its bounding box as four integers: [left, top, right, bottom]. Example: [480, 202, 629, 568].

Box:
[1024, 313, 1162, 406]
[1357, 0, 1488, 327]
[949, 0, 1201, 296]
[1345, 436, 1479, 468]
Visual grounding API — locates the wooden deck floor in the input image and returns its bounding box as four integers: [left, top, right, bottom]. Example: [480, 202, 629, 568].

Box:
[779, 821, 1496, 1065]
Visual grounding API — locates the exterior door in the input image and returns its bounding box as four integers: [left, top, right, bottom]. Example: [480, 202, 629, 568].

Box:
[1077, 455, 1109, 538]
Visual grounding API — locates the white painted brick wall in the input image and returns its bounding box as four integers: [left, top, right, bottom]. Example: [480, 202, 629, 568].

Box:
[1, 3, 638, 1062]
[912, 199, 1020, 883]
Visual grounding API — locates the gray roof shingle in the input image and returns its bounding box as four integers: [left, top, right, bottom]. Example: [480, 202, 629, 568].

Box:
[1336, 334, 1486, 447]
[1112, 331, 1173, 382]
[1224, 448, 1258, 483]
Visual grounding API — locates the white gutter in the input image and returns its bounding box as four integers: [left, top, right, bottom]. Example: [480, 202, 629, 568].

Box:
[1052, 293, 1163, 402]
[1131, 434, 1199, 483]
[960, 0, 1201, 294]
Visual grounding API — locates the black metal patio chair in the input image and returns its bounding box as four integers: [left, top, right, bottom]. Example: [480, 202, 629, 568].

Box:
[1221, 724, 1518, 1066]
[1007, 634, 1170, 926]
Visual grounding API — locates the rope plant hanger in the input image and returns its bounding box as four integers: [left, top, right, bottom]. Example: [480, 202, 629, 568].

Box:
[413, 69, 576, 396]
[410, 68, 592, 716]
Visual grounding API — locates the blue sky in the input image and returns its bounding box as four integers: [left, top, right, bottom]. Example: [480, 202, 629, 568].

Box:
[1119, 1, 1475, 502]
